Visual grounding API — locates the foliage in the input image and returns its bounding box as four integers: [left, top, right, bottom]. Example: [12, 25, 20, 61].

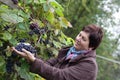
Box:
[56, 0, 120, 80]
[56, 0, 100, 38]
[0, 0, 74, 80]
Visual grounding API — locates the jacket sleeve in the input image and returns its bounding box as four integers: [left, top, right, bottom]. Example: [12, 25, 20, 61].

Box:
[30, 58, 97, 80]
[45, 58, 58, 66]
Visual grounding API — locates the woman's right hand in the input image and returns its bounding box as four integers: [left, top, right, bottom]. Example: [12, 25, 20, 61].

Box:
[12, 47, 36, 62]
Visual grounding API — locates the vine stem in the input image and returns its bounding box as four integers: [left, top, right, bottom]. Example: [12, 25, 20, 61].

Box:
[37, 35, 42, 44]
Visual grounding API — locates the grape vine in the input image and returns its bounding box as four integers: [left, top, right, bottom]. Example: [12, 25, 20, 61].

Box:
[0, 0, 74, 80]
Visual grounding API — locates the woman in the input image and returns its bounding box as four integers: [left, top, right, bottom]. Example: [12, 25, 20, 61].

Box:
[12, 24, 103, 80]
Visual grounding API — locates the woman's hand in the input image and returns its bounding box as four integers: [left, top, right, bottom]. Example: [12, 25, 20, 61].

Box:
[12, 47, 36, 62]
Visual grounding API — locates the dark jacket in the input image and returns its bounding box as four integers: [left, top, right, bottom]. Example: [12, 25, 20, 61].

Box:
[30, 47, 98, 80]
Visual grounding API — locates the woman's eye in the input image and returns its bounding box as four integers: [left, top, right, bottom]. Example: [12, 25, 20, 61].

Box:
[82, 37, 86, 41]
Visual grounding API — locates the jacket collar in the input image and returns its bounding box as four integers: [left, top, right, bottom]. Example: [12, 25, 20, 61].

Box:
[69, 50, 96, 63]
[57, 47, 96, 63]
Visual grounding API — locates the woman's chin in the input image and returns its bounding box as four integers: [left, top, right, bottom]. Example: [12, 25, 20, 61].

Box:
[73, 45, 78, 50]
[73, 44, 76, 48]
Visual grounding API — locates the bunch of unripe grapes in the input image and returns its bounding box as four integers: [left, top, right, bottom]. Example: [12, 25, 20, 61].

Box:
[6, 43, 37, 73]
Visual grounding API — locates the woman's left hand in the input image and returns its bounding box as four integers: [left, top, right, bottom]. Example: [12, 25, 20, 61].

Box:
[12, 47, 36, 62]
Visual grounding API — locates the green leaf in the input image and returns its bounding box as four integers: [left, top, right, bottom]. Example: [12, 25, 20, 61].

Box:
[43, 4, 50, 11]
[0, 5, 9, 13]
[0, 56, 5, 73]
[45, 11, 54, 24]
[34, 0, 46, 4]
[0, 41, 3, 46]
[51, 48, 59, 57]
[58, 36, 66, 44]
[34, 0, 39, 3]
[59, 17, 69, 28]
[1, 13, 24, 24]
[18, 23, 26, 30]
[40, 0, 46, 3]
[30, 72, 43, 80]
[9, 38, 18, 46]
[66, 38, 74, 45]
[17, 61, 34, 80]
[50, 1, 64, 16]
[55, 8, 63, 16]
[53, 40, 62, 49]
[24, 0, 33, 4]
[50, 1, 64, 11]
[2, 32, 12, 41]
[18, 10, 30, 19]
[19, 69, 33, 80]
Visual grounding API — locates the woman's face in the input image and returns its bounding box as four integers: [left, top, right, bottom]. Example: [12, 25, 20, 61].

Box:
[74, 31, 90, 51]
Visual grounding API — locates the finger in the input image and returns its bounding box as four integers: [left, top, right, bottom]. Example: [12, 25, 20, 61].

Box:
[22, 49, 33, 59]
[22, 48, 31, 55]
[12, 47, 26, 57]
[22, 49, 35, 56]
[22, 48, 36, 62]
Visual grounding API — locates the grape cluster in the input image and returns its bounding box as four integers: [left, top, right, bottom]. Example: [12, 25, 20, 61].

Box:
[29, 23, 39, 30]
[14, 43, 37, 54]
[11, 0, 18, 4]
[6, 57, 14, 73]
[28, 23, 46, 35]
[6, 43, 37, 73]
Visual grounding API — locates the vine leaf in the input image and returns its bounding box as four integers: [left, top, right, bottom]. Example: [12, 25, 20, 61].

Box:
[2, 32, 12, 41]
[0, 56, 5, 73]
[1, 13, 23, 24]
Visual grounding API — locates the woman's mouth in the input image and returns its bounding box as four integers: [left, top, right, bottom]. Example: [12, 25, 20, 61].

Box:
[75, 41, 79, 46]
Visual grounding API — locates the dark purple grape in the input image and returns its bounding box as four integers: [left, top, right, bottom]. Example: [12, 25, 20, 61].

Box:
[16, 61, 21, 67]
[28, 31, 34, 36]
[33, 28, 40, 34]
[19, 38, 27, 43]
[45, 39, 49, 44]
[29, 23, 39, 30]
[11, 52, 18, 58]
[11, 0, 18, 4]
[3, 26, 10, 31]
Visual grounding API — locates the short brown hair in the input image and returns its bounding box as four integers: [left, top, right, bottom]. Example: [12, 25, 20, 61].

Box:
[82, 24, 103, 50]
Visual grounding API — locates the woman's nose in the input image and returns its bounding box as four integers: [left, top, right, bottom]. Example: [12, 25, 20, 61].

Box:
[76, 36, 81, 42]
